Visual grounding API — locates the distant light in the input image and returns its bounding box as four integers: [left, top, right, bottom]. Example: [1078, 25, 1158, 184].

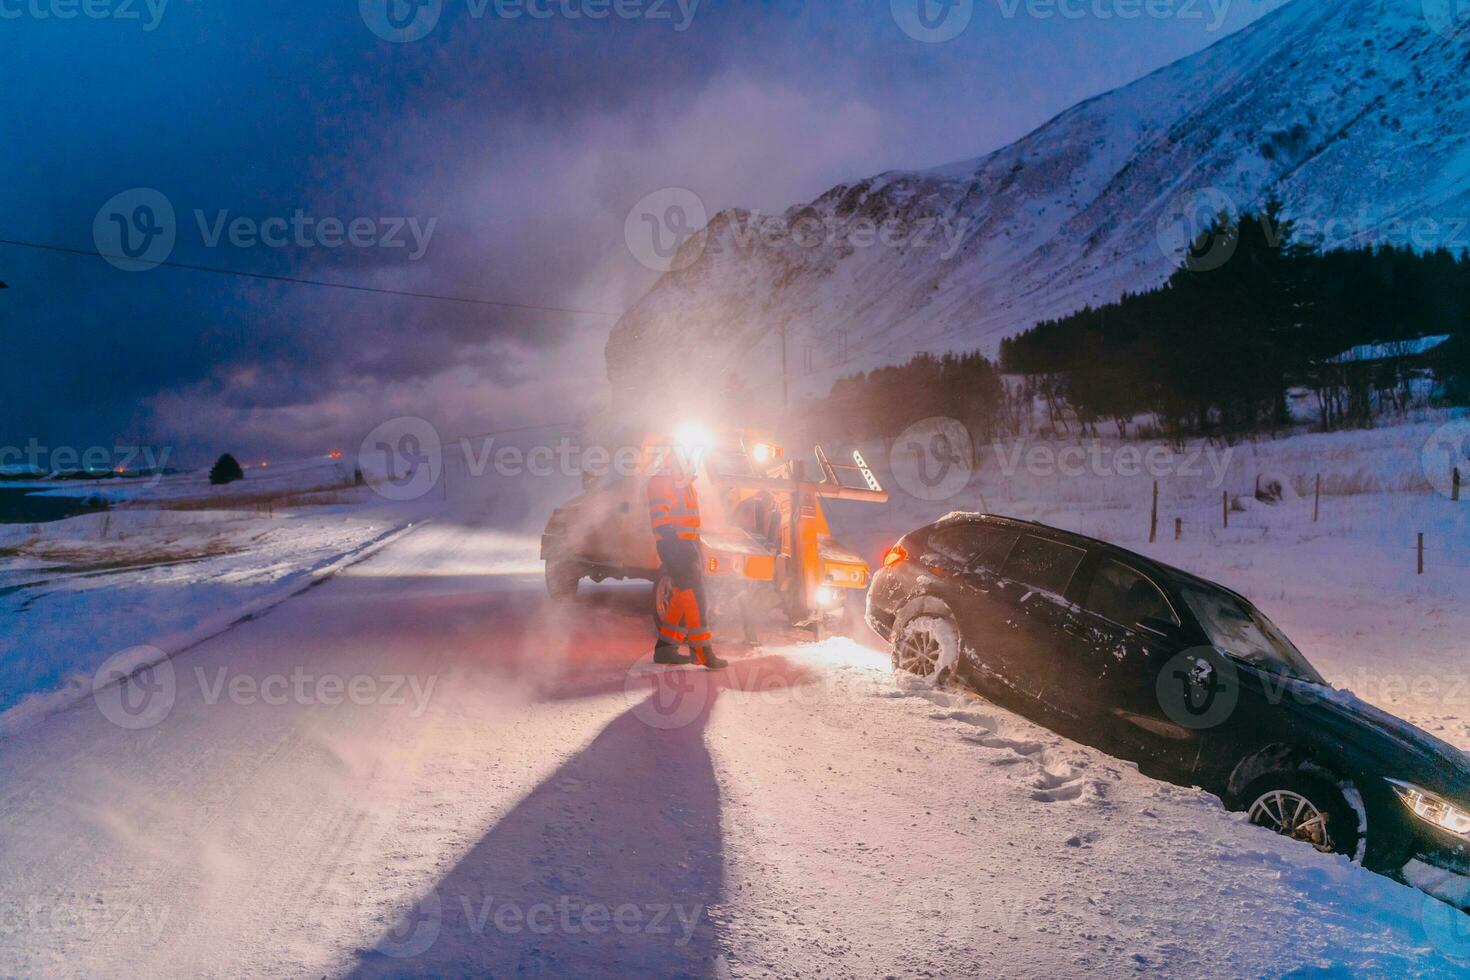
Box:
[260, 461, 269, 468]
[751, 443, 773, 464]
[328, 450, 343, 459]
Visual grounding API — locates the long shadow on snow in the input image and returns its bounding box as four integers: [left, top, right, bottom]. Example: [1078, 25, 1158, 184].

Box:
[346, 655, 813, 978]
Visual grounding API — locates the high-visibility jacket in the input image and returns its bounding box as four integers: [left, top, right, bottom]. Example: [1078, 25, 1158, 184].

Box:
[647, 474, 700, 541]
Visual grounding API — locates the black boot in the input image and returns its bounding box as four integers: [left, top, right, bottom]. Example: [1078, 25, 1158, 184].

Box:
[698, 650, 729, 670]
[653, 645, 693, 665]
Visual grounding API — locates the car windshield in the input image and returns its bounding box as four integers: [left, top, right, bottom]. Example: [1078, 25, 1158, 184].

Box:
[1180, 585, 1325, 684]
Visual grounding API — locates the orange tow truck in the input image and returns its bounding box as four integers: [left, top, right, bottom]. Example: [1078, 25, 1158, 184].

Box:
[540, 426, 888, 635]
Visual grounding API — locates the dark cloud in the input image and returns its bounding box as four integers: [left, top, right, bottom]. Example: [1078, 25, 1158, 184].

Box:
[0, 0, 1290, 463]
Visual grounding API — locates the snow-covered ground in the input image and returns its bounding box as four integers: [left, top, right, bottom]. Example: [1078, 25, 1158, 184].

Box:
[2, 419, 1469, 976]
[0, 459, 433, 729]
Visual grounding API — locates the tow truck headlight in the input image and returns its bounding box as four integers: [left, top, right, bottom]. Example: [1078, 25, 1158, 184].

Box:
[814, 586, 842, 608]
[1388, 780, 1470, 837]
[674, 423, 714, 453]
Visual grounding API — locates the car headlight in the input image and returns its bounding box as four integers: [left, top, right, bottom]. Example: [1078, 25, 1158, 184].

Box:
[1388, 780, 1470, 837]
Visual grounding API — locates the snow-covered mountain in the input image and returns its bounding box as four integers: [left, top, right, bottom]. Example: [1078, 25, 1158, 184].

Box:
[606, 0, 1470, 402]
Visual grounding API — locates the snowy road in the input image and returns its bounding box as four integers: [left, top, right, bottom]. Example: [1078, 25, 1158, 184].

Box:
[2, 509, 1469, 977]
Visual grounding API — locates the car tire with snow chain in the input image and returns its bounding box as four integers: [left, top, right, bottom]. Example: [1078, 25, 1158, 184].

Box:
[892, 615, 960, 686]
[1241, 772, 1361, 858]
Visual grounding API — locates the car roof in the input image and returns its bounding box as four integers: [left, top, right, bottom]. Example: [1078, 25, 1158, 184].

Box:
[929, 512, 1249, 603]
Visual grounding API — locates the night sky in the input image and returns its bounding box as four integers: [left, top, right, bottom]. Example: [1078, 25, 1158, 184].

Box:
[0, 0, 1287, 464]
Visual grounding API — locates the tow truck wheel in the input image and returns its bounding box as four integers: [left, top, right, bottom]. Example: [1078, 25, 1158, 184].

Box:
[545, 561, 584, 602]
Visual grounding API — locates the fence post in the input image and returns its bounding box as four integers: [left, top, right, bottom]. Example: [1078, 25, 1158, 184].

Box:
[1149, 481, 1158, 544]
[1222, 490, 1229, 530]
[1174, 517, 1182, 542]
[1418, 532, 1425, 576]
[1455, 467, 1462, 503]
[1313, 473, 1321, 522]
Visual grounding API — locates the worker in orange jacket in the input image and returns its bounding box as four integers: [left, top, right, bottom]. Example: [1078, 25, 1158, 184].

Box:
[647, 452, 728, 670]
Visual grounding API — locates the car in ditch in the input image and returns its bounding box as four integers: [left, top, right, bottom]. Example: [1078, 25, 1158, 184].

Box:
[865, 512, 1470, 908]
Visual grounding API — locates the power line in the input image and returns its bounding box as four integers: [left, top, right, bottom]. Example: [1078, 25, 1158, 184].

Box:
[0, 238, 621, 319]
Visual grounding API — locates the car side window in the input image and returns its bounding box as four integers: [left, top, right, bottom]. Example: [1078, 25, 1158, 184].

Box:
[1000, 534, 1086, 596]
[925, 525, 1020, 569]
[1084, 559, 1179, 629]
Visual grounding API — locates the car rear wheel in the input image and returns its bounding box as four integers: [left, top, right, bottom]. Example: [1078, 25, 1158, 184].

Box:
[545, 561, 583, 602]
[1243, 773, 1360, 857]
[893, 615, 959, 683]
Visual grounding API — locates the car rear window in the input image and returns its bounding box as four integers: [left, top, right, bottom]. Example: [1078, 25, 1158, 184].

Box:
[1084, 559, 1178, 628]
[1000, 534, 1085, 596]
[924, 524, 1019, 569]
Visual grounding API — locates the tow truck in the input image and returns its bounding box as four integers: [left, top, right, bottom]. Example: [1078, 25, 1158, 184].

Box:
[539, 426, 888, 637]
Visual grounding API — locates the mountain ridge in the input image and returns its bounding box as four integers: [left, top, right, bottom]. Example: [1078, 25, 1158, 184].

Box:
[607, 0, 1470, 404]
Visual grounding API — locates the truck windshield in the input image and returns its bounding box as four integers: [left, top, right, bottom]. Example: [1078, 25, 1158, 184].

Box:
[1179, 585, 1325, 684]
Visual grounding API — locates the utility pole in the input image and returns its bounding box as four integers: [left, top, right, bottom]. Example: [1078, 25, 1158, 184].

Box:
[778, 320, 789, 409]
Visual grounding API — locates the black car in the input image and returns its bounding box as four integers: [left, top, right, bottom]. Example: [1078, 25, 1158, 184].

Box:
[866, 512, 1470, 901]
